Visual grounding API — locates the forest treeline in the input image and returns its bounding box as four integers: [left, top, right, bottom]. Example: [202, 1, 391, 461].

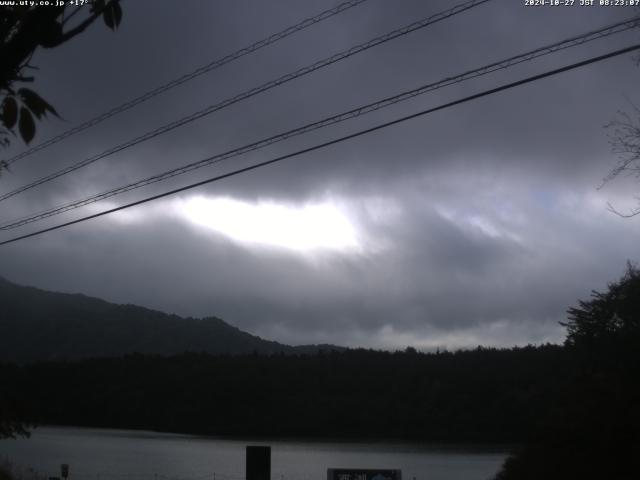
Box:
[0, 345, 568, 443]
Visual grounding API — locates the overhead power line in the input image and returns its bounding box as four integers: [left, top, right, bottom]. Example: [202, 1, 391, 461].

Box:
[2, 16, 637, 231]
[0, 0, 492, 202]
[2, 0, 373, 167]
[1, 43, 638, 248]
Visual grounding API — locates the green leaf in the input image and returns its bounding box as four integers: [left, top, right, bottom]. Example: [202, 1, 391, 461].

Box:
[18, 88, 59, 119]
[1, 96, 18, 129]
[18, 107, 35, 144]
[103, 1, 122, 30]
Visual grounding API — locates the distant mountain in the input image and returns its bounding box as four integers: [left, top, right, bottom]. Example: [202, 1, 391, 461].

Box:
[0, 276, 342, 362]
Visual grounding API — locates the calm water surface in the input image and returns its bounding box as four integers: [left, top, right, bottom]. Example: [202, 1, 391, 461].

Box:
[0, 427, 508, 480]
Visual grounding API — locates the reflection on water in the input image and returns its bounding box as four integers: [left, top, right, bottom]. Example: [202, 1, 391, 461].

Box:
[0, 427, 508, 480]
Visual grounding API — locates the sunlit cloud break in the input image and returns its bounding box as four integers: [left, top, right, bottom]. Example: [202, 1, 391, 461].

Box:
[179, 196, 360, 252]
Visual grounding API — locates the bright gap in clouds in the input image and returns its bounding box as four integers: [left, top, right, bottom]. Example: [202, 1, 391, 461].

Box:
[179, 196, 360, 252]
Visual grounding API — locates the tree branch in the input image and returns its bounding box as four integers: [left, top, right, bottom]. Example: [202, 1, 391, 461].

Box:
[606, 201, 640, 218]
[61, 5, 83, 27]
[47, 8, 103, 47]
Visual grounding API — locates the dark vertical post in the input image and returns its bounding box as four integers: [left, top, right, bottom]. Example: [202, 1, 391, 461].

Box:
[246, 446, 271, 480]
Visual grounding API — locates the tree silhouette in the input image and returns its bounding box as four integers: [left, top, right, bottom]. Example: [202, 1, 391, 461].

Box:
[0, 403, 30, 440]
[494, 263, 640, 480]
[563, 262, 640, 348]
[0, 0, 122, 172]
[603, 107, 640, 217]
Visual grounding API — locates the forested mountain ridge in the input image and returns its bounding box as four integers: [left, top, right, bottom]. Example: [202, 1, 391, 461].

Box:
[0, 276, 339, 362]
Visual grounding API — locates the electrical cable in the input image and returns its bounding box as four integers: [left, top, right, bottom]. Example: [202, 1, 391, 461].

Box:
[1, 43, 637, 247]
[2, 0, 373, 167]
[0, 0, 492, 202]
[2, 17, 637, 230]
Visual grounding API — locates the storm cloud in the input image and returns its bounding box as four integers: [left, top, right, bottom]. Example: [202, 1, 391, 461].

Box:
[1, 0, 639, 349]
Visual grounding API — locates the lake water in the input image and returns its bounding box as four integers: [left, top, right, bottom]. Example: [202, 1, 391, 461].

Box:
[0, 427, 508, 480]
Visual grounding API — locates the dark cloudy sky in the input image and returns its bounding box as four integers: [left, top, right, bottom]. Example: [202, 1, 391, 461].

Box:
[1, 0, 639, 349]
